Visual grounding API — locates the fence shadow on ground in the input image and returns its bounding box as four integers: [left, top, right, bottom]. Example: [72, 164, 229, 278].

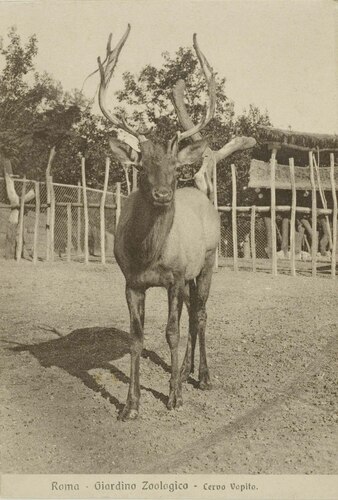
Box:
[9, 326, 169, 415]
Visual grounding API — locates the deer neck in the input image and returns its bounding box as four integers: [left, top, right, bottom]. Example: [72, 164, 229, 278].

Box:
[126, 192, 175, 269]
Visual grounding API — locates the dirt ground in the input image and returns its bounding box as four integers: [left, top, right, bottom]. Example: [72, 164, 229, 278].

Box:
[1, 259, 337, 474]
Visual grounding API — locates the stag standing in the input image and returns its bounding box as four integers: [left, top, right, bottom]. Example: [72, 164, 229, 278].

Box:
[98, 25, 220, 420]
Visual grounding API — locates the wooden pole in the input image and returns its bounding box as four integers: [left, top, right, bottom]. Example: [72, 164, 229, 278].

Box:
[81, 157, 89, 265]
[77, 181, 81, 255]
[270, 149, 278, 276]
[132, 167, 138, 192]
[330, 153, 337, 279]
[289, 158, 297, 277]
[33, 181, 40, 265]
[124, 167, 131, 195]
[66, 203, 72, 262]
[49, 176, 55, 262]
[16, 176, 27, 262]
[46, 176, 51, 261]
[213, 159, 219, 270]
[309, 152, 317, 277]
[250, 205, 256, 272]
[231, 164, 238, 272]
[100, 157, 110, 264]
[116, 182, 121, 227]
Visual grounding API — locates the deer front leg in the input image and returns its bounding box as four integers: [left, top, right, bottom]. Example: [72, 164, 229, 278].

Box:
[166, 282, 184, 410]
[120, 286, 145, 421]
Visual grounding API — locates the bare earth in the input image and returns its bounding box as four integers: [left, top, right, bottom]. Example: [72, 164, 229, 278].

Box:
[1, 259, 337, 474]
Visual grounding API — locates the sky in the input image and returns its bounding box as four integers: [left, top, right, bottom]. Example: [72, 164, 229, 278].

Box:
[0, 0, 337, 134]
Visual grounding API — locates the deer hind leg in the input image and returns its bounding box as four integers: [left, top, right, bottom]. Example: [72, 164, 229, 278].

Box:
[195, 250, 215, 390]
[180, 281, 198, 382]
[120, 286, 145, 421]
[166, 281, 184, 410]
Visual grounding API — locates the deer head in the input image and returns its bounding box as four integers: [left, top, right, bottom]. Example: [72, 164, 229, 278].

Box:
[97, 25, 216, 207]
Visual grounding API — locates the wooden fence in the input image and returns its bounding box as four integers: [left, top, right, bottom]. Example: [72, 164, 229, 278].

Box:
[0, 157, 124, 264]
[218, 152, 337, 279]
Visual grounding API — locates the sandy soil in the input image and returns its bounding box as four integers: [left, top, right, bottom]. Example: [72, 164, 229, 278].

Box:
[1, 259, 337, 474]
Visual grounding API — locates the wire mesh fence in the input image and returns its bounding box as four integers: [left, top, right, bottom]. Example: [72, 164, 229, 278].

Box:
[0, 177, 118, 262]
[219, 210, 337, 277]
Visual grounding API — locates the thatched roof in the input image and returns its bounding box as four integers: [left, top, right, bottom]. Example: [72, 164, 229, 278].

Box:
[257, 126, 338, 152]
[249, 159, 338, 190]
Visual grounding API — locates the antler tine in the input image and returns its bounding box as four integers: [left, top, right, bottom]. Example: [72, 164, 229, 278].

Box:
[176, 34, 216, 143]
[98, 25, 147, 139]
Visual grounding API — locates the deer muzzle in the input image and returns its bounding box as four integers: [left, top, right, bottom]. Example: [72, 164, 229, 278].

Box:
[151, 187, 173, 206]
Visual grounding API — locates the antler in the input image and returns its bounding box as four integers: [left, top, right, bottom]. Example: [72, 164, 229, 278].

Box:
[97, 25, 150, 140]
[172, 34, 216, 143]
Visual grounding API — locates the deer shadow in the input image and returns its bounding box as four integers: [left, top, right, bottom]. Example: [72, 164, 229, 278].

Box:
[9, 326, 171, 416]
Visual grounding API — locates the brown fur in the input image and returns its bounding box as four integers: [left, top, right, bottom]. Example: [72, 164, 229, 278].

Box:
[111, 138, 220, 420]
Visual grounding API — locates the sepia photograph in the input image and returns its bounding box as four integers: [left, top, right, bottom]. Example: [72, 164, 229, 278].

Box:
[0, 0, 337, 498]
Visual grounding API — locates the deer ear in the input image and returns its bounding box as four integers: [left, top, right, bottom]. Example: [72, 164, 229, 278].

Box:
[177, 140, 208, 165]
[109, 137, 141, 168]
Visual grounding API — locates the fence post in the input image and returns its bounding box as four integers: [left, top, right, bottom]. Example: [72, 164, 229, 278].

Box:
[270, 149, 278, 276]
[116, 182, 121, 227]
[309, 152, 317, 277]
[289, 158, 297, 277]
[77, 181, 82, 255]
[100, 157, 110, 264]
[81, 157, 89, 265]
[66, 203, 72, 262]
[330, 153, 337, 279]
[231, 164, 238, 272]
[132, 167, 138, 192]
[46, 176, 51, 261]
[16, 176, 27, 262]
[213, 159, 219, 270]
[49, 176, 55, 262]
[33, 181, 40, 265]
[250, 205, 256, 272]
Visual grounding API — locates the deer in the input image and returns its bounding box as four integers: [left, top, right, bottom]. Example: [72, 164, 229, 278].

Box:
[97, 25, 252, 420]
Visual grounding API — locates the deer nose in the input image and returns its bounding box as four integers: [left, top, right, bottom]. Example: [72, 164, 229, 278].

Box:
[152, 187, 173, 203]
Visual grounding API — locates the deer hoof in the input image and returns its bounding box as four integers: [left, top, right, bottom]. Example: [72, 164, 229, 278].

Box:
[198, 375, 212, 390]
[118, 406, 139, 421]
[167, 390, 183, 410]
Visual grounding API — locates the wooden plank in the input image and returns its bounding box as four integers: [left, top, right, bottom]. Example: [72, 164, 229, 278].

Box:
[270, 150, 278, 276]
[249, 159, 338, 190]
[49, 176, 55, 262]
[46, 175, 51, 261]
[250, 205, 256, 272]
[289, 158, 297, 277]
[77, 181, 81, 255]
[231, 164, 238, 272]
[309, 152, 317, 277]
[217, 205, 333, 215]
[100, 157, 110, 264]
[132, 167, 138, 192]
[116, 182, 121, 227]
[16, 176, 27, 262]
[330, 153, 337, 279]
[213, 159, 219, 270]
[81, 157, 89, 265]
[33, 181, 40, 265]
[66, 203, 72, 262]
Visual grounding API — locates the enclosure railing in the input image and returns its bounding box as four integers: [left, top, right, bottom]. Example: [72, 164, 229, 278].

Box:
[217, 152, 337, 279]
[0, 157, 127, 264]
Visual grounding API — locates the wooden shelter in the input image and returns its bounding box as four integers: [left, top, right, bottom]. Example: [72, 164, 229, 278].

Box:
[246, 126, 338, 277]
